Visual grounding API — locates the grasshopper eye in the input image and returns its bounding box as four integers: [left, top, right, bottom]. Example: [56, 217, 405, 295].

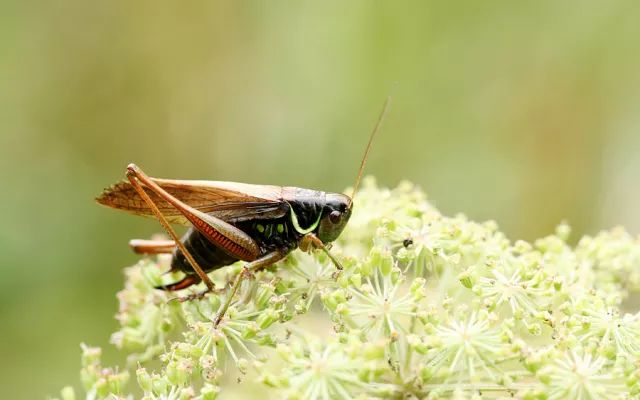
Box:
[329, 211, 342, 224]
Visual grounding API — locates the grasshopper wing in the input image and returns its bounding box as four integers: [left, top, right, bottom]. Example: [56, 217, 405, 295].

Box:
[96, 178, 288, 224]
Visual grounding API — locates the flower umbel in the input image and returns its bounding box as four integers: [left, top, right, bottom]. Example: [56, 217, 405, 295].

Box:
[54, 179, 640, 399]
[539, 351, 627, 400]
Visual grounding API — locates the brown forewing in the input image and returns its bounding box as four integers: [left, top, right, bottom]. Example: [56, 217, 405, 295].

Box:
[96, 178, 288, 224]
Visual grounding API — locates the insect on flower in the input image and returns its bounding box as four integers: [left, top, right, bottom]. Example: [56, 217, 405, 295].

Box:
[96, 98, 390, 326]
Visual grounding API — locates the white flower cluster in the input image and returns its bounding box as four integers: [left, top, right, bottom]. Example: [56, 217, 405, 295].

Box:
[56, 178, 640, 399]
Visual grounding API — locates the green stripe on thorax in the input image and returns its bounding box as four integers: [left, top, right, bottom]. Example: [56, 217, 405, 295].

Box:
[288, 203, 322, 235]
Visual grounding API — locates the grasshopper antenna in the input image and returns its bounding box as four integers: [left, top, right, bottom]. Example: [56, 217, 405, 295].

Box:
[350, 96, 391, 204]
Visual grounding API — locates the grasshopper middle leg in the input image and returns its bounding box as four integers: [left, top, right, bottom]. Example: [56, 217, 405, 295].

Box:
[214, 250, 285, 327]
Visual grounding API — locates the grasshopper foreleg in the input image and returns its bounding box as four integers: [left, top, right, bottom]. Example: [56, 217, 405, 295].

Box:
[300, 233, 343, 270]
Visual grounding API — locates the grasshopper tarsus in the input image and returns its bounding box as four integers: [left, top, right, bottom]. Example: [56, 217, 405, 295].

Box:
[176, 289, 213, 303]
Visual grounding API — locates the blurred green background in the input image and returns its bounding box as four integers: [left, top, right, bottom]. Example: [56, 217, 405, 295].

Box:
[1, 1, 639, 398]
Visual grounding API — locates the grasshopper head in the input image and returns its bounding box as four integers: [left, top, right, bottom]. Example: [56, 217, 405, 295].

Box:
[317, 193, 352, 243]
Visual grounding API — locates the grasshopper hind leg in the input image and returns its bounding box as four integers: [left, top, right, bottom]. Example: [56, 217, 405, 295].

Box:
[126, 238, 201, 291]
[129, 239, 176, 255]
[155, 275, 201, 291]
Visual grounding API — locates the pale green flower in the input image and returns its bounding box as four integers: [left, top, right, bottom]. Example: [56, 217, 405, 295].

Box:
[539, 351, 627, 400]
[261, 334, 393, 399]
[475, 266, 553, 321]
[415, 311, 526, 395]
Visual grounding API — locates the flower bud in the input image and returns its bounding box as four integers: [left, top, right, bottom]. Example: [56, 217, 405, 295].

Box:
[136, 367, 152, 393]
[200, 384, 220, 400]
[458, 270, 473, 289]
